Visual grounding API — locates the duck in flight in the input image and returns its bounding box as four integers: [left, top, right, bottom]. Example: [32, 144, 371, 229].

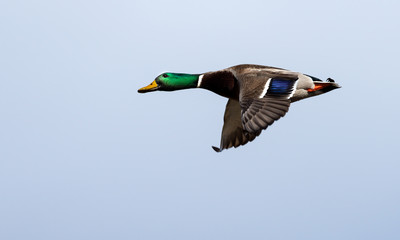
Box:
[138, 64, 341, 152]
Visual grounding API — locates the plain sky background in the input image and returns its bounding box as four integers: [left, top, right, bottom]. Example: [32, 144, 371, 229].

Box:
[1, 0, 399, 239]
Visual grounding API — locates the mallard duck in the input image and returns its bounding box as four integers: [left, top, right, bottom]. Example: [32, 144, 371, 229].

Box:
[138, 64, 340, 152]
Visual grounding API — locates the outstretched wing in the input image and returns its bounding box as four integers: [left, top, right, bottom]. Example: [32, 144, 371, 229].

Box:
[213, 68, 299, 152]
[238, 71, 299, 134]
[212, 99, 261, 152]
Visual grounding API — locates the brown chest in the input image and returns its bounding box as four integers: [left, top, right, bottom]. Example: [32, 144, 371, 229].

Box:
[200, 71, 239, 99]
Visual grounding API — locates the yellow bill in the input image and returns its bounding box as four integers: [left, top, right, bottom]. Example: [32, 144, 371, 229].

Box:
[138, 80, 160, 93]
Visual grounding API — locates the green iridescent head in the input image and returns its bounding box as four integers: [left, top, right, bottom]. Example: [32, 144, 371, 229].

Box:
[138, 73, 200, 93]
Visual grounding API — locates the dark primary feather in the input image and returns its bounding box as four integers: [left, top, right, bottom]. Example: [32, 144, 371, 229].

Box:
[240, 95, 291, 133]
[212, 99, 261, 152]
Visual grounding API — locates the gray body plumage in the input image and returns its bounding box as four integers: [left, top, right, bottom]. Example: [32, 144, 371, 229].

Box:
[198, 64, 341, 152]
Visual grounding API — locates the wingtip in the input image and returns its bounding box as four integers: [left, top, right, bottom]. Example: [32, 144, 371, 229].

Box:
[212, 146, 222, 152]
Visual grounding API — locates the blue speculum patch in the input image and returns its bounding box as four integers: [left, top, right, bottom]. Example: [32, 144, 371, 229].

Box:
[268, 78, 296, 95]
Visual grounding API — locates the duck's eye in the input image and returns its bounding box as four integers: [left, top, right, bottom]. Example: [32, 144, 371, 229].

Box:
[162, 74, 168, 78]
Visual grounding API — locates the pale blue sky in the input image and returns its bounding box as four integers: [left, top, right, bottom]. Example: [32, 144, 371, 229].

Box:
[1, 0, 399, 239]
